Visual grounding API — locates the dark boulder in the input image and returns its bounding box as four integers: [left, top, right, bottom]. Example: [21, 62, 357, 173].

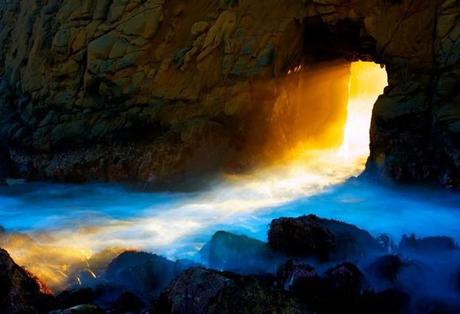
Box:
[324, 262, 365, 295]
[0, 248, 56, 313]
[111, 291, 145, 314]
[276, 260, 319, 290]
[158, 267, 306, 314]
[157, 268, 234, 314]
[268, 215, 381, 259]
[201, 231, 281, 274]
[399, 235, 457, 253]
[268, 215, 336, 258]
[368, 255, 404, 283]
[57, 288, 95, 310]
[103, 251, 191, 299]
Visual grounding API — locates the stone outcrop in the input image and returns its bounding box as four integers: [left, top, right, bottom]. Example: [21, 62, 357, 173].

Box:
[268, 214, 382, 259]
[0, 248, 56, 314]
[0, 0, 459, 187]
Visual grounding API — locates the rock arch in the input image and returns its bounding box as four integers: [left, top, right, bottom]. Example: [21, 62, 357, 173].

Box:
[0, 0, 458, 187]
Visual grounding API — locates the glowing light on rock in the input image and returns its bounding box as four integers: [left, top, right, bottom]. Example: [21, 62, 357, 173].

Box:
[0, 62, 388, 291]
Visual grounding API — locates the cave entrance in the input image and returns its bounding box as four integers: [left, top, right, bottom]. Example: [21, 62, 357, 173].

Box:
[264, 60, 388, 173]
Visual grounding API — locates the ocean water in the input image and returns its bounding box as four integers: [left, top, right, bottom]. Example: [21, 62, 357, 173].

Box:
[1, 63, 459, 293]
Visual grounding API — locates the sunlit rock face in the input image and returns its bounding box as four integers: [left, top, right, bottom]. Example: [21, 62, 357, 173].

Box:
[0, 0, 459, 187]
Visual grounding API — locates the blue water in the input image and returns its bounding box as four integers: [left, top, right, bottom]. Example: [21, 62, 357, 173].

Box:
[1, 178, 459, 261]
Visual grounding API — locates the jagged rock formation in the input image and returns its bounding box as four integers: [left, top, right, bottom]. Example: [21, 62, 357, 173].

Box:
[0, 248, 56, 314]
[0, 0, 459, 187]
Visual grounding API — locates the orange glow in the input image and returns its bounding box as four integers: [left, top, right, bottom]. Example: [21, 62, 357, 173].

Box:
[0, 62, 387, 292]
[340, 62, 388, 163]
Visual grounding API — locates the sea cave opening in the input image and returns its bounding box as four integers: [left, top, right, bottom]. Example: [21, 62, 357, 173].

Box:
[254, 60, 389, 184]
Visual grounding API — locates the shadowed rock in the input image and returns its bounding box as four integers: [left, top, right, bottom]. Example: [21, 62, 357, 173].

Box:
[399, 235, 458, 253]
[111, 291, 145, 314]
[276, 260, 320, 291]
[268, 215, 381, 259]
[103, 251, 193, 299]
[57, 288, 95, 310]
[324, 262, 365, 295]
[0, 248, 56, 313]
[157, 267, 306, 314]
[367, 255, 404, 283]
[200, 231, 281, 274]
[0, 0, 458, 188]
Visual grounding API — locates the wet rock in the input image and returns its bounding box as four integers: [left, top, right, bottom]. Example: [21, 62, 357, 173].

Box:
[158, 267, 306, 314]
[368, 255, 404, 283]
[157, 268, 234, 314]
[104, 251, 189, 299]
[276, 260, 320, 290]
[0, 248, 56, 313]
[399, 235, 458, 253]
[201, 231, 280, 274]
[268, 215, 381, 259]
[268, 215, 336, 258]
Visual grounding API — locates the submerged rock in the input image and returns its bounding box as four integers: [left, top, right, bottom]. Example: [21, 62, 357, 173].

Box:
[268, 215, 381, 260]
[201, 231, 281, 274]
[0, 248, 56, 313]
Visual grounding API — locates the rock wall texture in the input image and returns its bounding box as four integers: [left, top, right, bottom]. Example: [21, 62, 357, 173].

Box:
[0, 0, 459, 187]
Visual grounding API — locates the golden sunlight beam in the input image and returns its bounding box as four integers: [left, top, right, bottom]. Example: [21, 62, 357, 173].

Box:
[0, 62, 388, 292]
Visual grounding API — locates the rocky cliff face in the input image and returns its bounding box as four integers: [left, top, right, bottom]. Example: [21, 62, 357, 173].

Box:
[0, 0, 459, 187]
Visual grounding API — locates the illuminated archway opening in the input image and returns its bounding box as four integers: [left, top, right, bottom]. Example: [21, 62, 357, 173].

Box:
[340, 61, 388, 167]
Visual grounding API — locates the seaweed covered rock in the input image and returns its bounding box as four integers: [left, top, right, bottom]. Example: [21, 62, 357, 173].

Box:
[0, 248, 56, 313]
[268, 215, 381, 259]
